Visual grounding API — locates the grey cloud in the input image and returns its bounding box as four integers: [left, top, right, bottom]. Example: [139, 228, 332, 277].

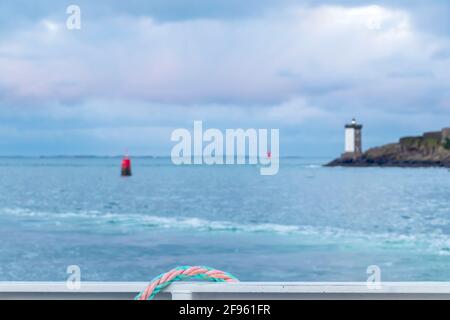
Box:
[1, 1, 450, 155]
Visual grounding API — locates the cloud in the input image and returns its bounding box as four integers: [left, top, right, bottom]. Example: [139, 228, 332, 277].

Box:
[1, 1, 450, 155]
[1, 4, 446, 106]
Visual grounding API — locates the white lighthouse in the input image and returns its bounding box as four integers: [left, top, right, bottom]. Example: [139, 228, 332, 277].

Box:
[344, 118, 363, 155]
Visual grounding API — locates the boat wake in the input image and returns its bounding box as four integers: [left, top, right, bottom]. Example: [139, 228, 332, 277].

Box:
[2, 207, 450, 255]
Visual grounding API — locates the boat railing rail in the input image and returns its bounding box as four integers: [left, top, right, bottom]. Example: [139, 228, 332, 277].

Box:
[2, 282, 450, 300]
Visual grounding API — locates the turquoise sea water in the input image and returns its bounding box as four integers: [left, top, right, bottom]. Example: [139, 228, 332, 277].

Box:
[0, 157, 449, 281]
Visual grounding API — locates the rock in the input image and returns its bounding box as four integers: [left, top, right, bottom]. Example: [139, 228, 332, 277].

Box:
[326, 128, 450, 167]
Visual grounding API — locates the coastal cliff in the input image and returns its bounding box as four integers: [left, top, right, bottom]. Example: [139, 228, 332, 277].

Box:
[326, 128, 450, 167]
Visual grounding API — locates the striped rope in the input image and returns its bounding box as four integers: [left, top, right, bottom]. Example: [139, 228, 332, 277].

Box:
[135, 266, 239, 300]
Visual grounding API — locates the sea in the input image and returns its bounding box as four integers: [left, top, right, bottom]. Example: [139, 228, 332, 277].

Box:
[0, 157, 449, 282]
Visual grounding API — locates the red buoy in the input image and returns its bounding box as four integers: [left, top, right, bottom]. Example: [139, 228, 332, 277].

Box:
[121, 155, 132, 176]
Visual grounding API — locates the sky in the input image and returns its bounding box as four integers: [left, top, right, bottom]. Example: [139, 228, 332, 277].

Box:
[1, 0, 450, 157]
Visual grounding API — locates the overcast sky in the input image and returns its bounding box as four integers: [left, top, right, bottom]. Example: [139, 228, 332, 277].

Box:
[1, 0, 450, 156]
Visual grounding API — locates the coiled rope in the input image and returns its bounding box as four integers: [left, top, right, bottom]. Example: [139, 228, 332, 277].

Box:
[135, 265, 239, 300]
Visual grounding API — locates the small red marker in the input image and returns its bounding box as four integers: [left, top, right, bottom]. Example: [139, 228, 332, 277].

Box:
[267, 151, 271, 159]
[121, 155, 132, 176]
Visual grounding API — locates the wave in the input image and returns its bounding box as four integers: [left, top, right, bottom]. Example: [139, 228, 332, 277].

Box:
[3, 207, 450, 254]
[303, 164, 321, 168]
[1, 207, 304, 234]
[3, 208, 390, 241]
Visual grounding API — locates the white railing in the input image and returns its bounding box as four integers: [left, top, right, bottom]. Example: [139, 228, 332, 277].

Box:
[1, 282, 450, 300]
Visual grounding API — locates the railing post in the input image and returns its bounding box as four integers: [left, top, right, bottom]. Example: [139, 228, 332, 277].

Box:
[171, 290, 193, 300]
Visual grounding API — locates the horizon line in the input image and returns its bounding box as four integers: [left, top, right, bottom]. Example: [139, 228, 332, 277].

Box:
[0, 155, 334, 159]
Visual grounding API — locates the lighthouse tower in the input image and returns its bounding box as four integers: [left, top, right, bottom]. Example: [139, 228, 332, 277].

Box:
[344, 118, 363, 155]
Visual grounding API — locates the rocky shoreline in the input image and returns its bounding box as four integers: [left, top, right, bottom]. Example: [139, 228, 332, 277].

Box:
[326, 128, 450, 168]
